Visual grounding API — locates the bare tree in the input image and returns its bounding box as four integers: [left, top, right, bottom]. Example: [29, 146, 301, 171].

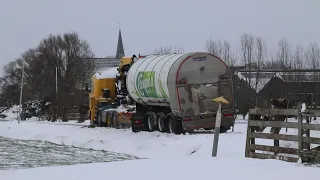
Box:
[254, 37, 268, 92]
[306, 42, 320, 109]
[276, 37, 293, 105]
[206, 39, 223, 57]
[276, 37, 291, 71]
[306, 42, 320, 71]
[206, 39, 236, 65]
[153, 45, 184, 55]
[291, 45, 305, 84]
[293, 45, 305, 70]
[0, 59, 24, 106]
[240, 33, 255, 85]
[263, 51, 274, 69]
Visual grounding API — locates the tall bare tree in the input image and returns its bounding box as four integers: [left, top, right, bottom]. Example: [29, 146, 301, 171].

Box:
[306, 42, 320, 109]
[206, 39, 236, 65]
[276, 38, 291, 71]
[291, 45, 305, 84]
[254, 37, 268, 92]
[206, 39, 223, 57]
[153, 45, 184, 55]
[293, 45, 305, 70]
[276, 37, 293, 104]
[34, 32, 94, 108]
[306, 42, 320, 71]
[0, 59, 23, 106]
[240, 33, 255, 85]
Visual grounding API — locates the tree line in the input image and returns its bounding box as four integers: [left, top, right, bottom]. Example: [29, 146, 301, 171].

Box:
[206, 33, 320, 70]
[0, 31, 319, 111]
[153, 32, 319, 71]
[0, 32, 95, 110]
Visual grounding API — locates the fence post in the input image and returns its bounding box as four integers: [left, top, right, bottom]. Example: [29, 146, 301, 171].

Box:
[245, 112, 251, 157]
[305, 116, 311, 150]
[211, 97, 229, 157]
[297, 102, 303, 161]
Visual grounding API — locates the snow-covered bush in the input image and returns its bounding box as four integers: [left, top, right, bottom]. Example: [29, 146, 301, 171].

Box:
[22, 100, 44, 117]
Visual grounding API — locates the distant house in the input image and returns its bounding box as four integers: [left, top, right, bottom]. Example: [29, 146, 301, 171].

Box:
[232, 74, 257, 117]
[258, 73, 320, 107]
[230, 67, 320, 109]
[230, 67, 259, 117]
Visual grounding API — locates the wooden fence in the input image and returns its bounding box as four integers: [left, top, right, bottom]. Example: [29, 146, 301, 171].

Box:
[245, 106, 320, 163]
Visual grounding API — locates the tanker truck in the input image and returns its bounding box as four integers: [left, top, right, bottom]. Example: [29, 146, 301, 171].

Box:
[86, 52, 235, 134]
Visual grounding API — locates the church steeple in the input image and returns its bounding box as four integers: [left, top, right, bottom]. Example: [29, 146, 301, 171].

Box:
[116, 28, 125, 59]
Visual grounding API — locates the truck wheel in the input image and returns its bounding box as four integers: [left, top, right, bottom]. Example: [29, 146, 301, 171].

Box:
[132, 126, 139, 133]
[146, 112, 157, 132]
[157, 112, 167, 132]
[220, 126, 230, 133]
[97, 110, 102, 127]
[167, 114, 183, 135]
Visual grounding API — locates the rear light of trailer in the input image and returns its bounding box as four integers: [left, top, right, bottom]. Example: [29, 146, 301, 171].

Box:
[133, 119, 142, 124]
[223, 113, 233, 117]
[183, 118, 192, 122]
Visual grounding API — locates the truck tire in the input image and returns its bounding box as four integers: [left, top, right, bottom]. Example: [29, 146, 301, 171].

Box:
[146, 112, 157, 132]
[167, 114, 183, 135]
[97, 110, 102, 127]
[157, 112, 167, 132]
[132, 126, 139, 133]
[220, 126, 230, 133]
[111, 111, 118, 128]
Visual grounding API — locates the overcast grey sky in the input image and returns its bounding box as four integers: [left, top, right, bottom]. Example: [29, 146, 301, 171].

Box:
[1, 0, 319, 68]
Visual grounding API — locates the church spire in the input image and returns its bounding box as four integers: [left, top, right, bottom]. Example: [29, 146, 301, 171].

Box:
[116, 27, 125, 59]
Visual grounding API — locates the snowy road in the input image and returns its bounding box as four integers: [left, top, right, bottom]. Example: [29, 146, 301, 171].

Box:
[0, 136, 141, 170]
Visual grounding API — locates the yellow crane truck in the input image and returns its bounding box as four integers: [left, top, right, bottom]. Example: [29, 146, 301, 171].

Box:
[86, 56, 136, 128]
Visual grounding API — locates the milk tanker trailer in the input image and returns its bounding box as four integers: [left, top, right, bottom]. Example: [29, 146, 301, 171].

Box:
[128, 52, 235, 134]
[89, 52, 235, 134]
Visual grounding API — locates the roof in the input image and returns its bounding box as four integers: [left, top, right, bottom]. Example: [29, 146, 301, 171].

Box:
[236, 71, 320, 93]
[236, 72, 277, 93]
[94, 67, 118, 79]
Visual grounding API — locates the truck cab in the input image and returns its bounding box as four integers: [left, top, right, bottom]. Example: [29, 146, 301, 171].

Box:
[86, 56, 136, 126]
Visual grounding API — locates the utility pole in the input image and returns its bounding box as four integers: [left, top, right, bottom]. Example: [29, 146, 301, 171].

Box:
[56, 66, 58, 121]
[18, 63, 25, 123]
[212, 96, 229, 157]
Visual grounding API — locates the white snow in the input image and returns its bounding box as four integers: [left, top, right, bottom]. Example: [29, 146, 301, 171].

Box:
[237, 72, 277, 92]
[301, 103, 306, 112]
[95, 67, 118, 79]
[0, 156, 319, 180]
[0, 116, 319, 179]
[1, 105, 19, 120]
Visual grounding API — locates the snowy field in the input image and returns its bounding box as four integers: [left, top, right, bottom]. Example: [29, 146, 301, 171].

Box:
[0, 114, 319, 179]
[0, 136, 140, 170]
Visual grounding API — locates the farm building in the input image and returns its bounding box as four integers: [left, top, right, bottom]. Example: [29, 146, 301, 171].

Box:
[231, 68, 320, 110]
[258, 73, 320, 108]
[230, 68, 258, 118]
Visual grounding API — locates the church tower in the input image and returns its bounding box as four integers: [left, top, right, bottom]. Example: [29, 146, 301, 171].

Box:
[115, 28, 125, 59]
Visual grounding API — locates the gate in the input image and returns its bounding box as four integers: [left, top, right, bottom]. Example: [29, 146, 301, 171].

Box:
[245, 105, 320, 163]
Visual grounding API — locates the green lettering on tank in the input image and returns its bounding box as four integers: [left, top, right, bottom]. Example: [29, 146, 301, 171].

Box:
[158, 79, 168, 98]
[135, 71, 169, 99]
[136, 71, 158, 98]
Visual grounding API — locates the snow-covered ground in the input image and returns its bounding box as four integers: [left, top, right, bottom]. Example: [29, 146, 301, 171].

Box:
[0, 112, 319, 179]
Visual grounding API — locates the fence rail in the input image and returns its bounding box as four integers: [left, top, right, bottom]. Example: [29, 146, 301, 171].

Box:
[245, 105, 320, 163]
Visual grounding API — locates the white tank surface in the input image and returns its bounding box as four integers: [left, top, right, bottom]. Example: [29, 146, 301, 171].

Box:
[126, 52, 232, 117]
